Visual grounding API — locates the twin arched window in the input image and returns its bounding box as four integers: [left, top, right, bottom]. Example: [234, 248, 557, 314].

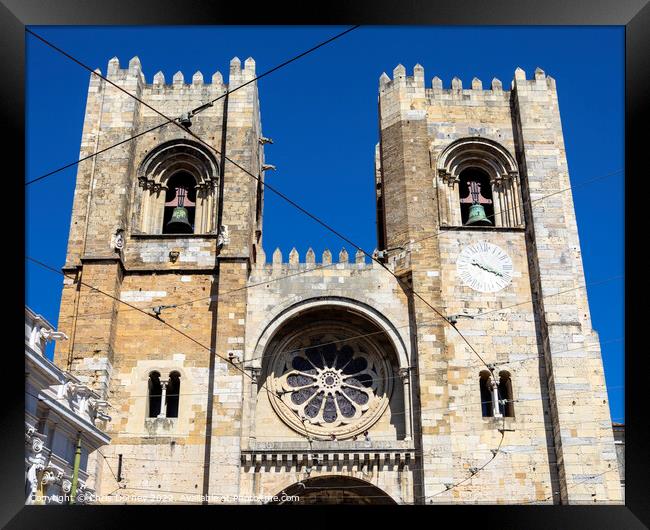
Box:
[479, 370, 514, 418]
[136, 140, 220, 235]
[147, 371, 181, 419]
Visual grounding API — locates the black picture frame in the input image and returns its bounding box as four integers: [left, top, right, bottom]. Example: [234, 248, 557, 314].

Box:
[6, 1, 644, 527]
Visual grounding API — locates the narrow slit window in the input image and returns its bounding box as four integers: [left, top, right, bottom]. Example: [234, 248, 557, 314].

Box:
[479, 371, 493, 417]
[498, 371, 515, 417]
[166, 371, 181, 418]
[148, 371, 162, 418]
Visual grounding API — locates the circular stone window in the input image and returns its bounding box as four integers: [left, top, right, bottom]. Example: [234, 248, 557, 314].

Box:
[266, 325, 393, 439]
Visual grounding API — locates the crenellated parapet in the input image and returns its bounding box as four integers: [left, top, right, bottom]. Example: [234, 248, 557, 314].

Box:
[254, 246, 385, 273]
[98, 55, 257, 96]
[378, 64, 556, 129]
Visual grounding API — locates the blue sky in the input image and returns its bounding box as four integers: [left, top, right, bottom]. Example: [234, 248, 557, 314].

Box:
[25, 26, 624, 421]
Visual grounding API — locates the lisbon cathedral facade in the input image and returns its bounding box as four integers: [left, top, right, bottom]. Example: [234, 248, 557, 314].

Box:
[52, 56, 622, 504]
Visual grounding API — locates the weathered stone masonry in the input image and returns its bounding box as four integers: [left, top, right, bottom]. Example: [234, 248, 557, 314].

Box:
[53, 56, 621, 504]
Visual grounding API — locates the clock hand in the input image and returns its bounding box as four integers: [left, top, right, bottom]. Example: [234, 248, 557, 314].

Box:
[470, 259, 504, 277]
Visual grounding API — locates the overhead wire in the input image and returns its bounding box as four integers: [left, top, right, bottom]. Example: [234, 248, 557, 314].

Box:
[25, 25, 361, 186]
[25, 29, 624, 504]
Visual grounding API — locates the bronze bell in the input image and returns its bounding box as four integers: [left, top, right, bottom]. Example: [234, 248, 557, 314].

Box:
[465, 203, 492, 226]
[165, 185, 194, 234]
[166, 206, 193, 234]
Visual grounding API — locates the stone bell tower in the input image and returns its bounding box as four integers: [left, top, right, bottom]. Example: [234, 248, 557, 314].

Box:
[376, 65, 622, 504]
[53, 55, 265, 498]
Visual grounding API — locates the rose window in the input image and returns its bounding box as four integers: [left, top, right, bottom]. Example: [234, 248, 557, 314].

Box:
[267, 328, 393, 439]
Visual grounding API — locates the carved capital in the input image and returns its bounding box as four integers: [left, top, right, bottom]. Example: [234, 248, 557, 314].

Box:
[438, 169, 458, 186]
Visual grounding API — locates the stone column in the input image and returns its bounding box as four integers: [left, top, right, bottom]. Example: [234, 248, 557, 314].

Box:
[399, 368, 412, 441]
[249, 367, 261, 443]
[488, 375, 502, 418]
[157, 380, 168, 419]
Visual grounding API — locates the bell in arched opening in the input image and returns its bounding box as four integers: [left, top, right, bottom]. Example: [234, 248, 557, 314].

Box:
[459, 170, 494, 226]
[163, 172, 197, 234]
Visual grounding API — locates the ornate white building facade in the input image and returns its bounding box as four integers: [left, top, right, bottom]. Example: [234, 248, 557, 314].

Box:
[25, 307, 111, 505]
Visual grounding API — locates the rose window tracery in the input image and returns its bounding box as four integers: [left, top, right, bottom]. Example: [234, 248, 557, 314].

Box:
[267, 327, 393, 439]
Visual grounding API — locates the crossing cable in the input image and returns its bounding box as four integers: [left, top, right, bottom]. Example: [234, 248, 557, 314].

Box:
[25, 33, 623, 500]
[54, 260, 341, 321]
[429, 421, 505, 501]
[414, 168, 623, 248]
[235, 274, 623, 366]
[77, 389, 623, 437]
[48, 164, 623, 324]
[26, 260, 623, 446]
[93, 485, 123, 504]
[92, 432, 507, 502]
[28, 377, 615, 500]
[26, 29, 622, 379]
[23, 29, 491, 373]
[65, 346, 622, 400]
[92, 466, 618, 504]
[25, 256, 623, 401]
[47, 270, 623, 386]
[89, 441, 622, 502]
[26, 255, 314, 443]
[106, 398, 624, 437]
[26, 30, 621, 377]
[473, 275, 623, 319]
[514, 468, 618, 505]
[24, 25, 360, 186]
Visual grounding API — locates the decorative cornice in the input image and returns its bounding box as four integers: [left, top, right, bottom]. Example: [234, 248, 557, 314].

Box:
[241, 447, 415, 471]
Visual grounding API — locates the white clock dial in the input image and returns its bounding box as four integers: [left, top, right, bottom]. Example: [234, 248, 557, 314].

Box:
[456, 241, 513, 293]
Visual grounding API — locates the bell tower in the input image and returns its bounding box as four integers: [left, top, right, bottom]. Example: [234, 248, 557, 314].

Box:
[376, 65, 622, 504]
[53, 55, 265, 499]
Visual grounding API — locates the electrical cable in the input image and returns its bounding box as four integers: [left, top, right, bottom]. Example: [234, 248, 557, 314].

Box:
[25, 26, 360, 186]
[25, 29, 623, 505]
[24, 29, 493, 375]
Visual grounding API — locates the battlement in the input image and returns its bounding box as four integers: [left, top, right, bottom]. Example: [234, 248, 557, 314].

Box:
[96, 55, 257, 91]
[378, 64, 556, 98]
[255, 247, 381, 270]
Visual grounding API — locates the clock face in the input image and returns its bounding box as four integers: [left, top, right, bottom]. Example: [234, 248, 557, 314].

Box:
[456, 241, 513, 293]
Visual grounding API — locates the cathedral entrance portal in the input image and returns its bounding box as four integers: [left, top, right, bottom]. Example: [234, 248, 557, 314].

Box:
[271, 476, 398, 505]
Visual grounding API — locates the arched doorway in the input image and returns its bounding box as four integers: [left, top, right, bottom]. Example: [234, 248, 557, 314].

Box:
[271, 476, 398, 505]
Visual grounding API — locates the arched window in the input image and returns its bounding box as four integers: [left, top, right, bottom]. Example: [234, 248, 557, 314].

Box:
[479, 370, 515, 418]
[498, 371, 515, 417]
[148, 371, 162, 418]
[135, 140, 219, 235]
[163, 172, 197, 234]
[166, 371, 181, 418]
[479, 370, 494, 417]
[435, 137, 523, 228]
